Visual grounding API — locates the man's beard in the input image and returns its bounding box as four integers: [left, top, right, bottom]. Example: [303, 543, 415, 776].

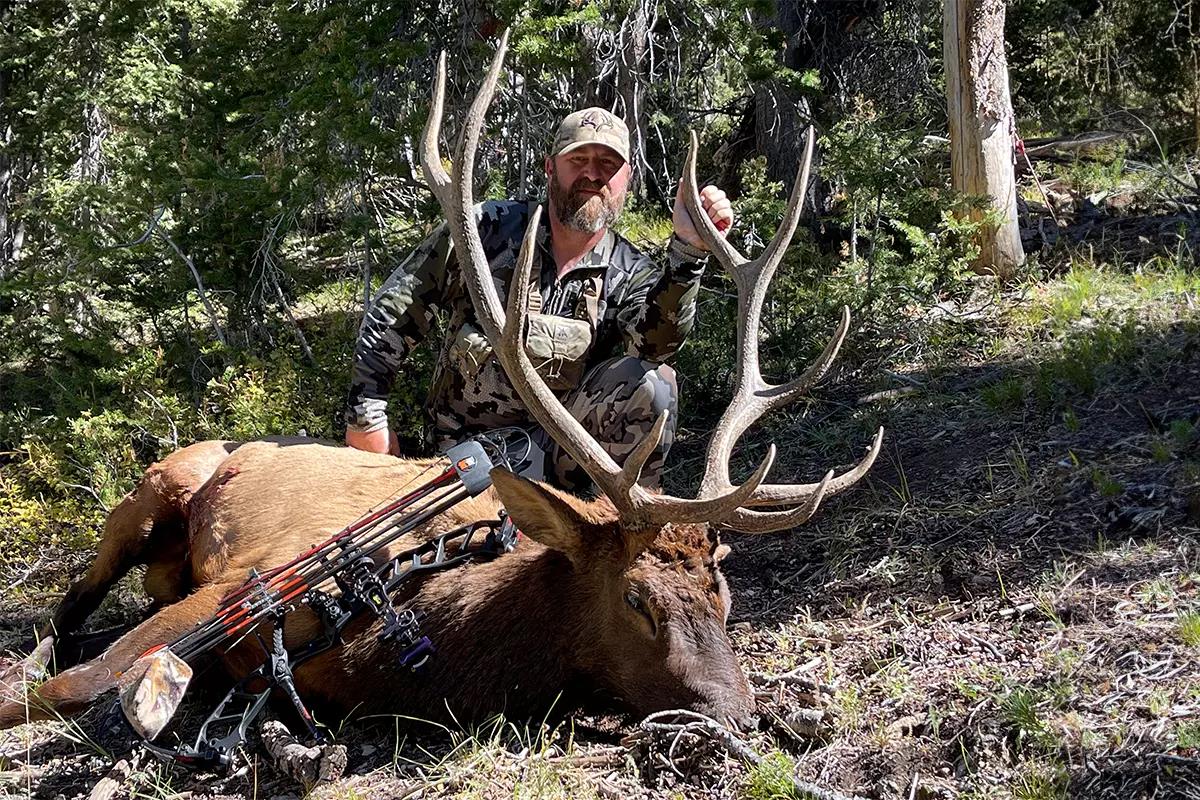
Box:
[550, 173, 624, 234]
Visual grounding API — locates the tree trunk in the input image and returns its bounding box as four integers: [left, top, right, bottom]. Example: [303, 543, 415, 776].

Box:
[754, 84, 812, 185]
[944, 0, 1025, 278]
[0, 65, 11, 275]
[616, 0, 652, 197]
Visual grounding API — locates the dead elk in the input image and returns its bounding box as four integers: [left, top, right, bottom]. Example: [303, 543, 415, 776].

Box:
[0, 37, 882, 738]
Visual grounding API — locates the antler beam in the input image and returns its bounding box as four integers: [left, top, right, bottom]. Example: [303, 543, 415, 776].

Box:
[419, 38, 881, 534]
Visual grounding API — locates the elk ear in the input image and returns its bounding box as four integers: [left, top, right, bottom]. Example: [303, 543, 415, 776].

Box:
[490, 468, 604, 566]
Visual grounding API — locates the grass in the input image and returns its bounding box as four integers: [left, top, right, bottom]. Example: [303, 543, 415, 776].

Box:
[1012, 759, 1070, 800]
[741, 751, 802, 800]
[1001, 689, 1055, 751]
[402, 717, 603, 800]
[1179, 611, 1200, 647]
[1178, 722, 1200, 749]
[978, 259, 1200, 417]
[980, 376, 1026, 412]
[832, 685, 864, 733]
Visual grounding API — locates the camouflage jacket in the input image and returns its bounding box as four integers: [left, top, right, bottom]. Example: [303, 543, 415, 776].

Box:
[345, 199, 709, 445]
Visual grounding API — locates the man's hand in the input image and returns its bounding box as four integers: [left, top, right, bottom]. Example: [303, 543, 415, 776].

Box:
[672, 181, 733, 251]
[345, 427, 401, 456]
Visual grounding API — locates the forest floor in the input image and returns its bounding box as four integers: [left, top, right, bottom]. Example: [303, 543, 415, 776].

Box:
[2, 174, 1199, 799]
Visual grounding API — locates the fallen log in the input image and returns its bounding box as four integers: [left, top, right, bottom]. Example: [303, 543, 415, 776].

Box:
[258, 719, 347, 789]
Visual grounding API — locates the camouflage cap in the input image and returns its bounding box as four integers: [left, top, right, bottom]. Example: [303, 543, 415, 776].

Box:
[551, 108, 629, 162]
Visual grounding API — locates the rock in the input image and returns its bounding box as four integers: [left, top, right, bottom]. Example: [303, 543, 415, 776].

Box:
[780, 708, 826, 740]
[886, 712, 928, 738]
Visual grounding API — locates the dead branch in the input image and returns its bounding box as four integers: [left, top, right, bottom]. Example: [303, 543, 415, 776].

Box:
[155, 227, 227, 346]
[258, 718, 347, 789]
[629, 709, 867, 800]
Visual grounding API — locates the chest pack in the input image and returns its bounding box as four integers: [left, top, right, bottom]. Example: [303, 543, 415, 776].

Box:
[449, 267, 603, 391]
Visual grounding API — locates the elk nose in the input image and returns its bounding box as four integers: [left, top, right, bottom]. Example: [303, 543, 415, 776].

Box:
[694, 688, 756, 731]
[724, 712, 758, 732]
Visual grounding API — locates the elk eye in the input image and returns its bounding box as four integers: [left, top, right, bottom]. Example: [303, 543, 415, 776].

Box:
[625, 591, 658, 637]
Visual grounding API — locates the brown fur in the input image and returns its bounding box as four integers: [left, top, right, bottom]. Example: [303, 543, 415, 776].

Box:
[0, 439, 753, 731]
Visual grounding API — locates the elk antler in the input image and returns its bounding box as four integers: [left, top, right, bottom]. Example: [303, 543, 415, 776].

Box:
[419, 36, 773, 531]
[681, 130, 885, 532]
[420, 37, 880, 533]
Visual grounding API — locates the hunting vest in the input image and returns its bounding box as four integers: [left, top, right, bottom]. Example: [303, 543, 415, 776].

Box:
[446, 226, 610, 397]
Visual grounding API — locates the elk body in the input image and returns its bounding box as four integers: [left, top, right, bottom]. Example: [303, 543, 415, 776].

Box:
[0, 438, 756, 730]
[0, 35, 881, 737]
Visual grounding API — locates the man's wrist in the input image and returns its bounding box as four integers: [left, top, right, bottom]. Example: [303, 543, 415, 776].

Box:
[668, 234, 710, 261]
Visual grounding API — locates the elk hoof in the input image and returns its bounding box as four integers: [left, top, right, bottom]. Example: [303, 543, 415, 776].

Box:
[0, 637, 54, 702]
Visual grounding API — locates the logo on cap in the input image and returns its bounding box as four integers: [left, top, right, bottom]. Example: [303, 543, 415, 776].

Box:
[579, 110, 614, 131]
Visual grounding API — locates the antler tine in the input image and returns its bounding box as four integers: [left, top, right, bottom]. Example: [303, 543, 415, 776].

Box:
[682, 131, 747, 270]
[764, 304, 850, 408]
[756, 127, 815, 279]
[744, 426, 884, 507]
[419, 51, 452, 210]
[721, 468, 833, 533]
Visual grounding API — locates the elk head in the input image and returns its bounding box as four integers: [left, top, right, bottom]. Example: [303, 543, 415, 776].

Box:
[418, 34, 883, 724]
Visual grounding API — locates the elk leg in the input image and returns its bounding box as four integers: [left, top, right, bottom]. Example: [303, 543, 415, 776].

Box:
[0, 580, 237, 730]
[40, 441, 235, 643]
[40, 494, 173, 643]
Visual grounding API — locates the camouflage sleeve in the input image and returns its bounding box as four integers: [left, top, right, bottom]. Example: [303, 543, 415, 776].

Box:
[617, 235, 709, 362]
[345, 223, 454, 433]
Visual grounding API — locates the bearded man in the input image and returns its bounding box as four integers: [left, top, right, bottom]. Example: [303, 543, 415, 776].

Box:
[344, 108, 733, 491]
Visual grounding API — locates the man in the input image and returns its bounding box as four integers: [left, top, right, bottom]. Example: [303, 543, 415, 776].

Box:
[345, 107, 732, 490]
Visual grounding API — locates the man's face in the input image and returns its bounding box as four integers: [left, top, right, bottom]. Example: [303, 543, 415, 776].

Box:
[546, 143, 631, 234]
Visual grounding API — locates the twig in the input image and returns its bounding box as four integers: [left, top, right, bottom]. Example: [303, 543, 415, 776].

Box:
[141, 390, 179, 451]
[636, 710, 867, 800]
[0, 766, 47, 782]
[857, 386, 920, 406]
[156, 227, 227, 346]
[60, 482, 109, 512]
[5, 556, 45, 591]
[746, 657, 830, 691]
[101, 207, 167, 250]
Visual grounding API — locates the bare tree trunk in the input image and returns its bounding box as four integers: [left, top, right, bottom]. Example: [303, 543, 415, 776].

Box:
[0, 61, 26, 276]
[0, 65, 11, 275]
[1190, 0, 1200, 154]
[944, 0, 1025, 278]
[754, 85, 812, 185]
[617, 0, 652, 197]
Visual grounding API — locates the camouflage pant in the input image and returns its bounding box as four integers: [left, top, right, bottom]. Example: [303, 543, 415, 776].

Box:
[430, 355, 678, 493]
[535, 356, 679, 492]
